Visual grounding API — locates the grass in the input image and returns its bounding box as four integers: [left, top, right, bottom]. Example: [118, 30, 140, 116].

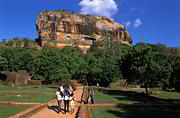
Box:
[0, 95, 53, 103]
[92, 87, 180, 118]
[0, 85, 56, 117]
[109, 87, 180, 99]
[91, 106, 180, 118]
[94, 87, 180, 104]
[0, 85, 56, 103]
[152, 92, 180, 99]
[0, 105, 30, 118]
[0, 85, 56, 95]
[94, 90, 139, 104]
[83, 87, 180, 118]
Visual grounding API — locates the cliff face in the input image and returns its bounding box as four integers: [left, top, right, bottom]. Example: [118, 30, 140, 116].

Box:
[36, 11, 132, 50]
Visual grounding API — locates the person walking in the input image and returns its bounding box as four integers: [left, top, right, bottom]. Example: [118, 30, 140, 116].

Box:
[63, 89, 70, 113]
[56, 87, 64, 112]
[68, 84, 73, 94]
[69, 92, 76, 113]
[60, 86, 64, 93]
[87, 87, 94, 104]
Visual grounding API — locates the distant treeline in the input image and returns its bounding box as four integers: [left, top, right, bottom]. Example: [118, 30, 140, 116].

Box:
[0, 37, 36, 48]
[0, 38, 180, 93]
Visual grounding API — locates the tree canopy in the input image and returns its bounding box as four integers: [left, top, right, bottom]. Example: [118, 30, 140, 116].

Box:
[0, 38, 180, 92]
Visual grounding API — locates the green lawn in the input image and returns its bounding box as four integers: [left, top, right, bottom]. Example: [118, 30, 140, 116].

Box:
[0, 95, 53, 103]
[94, 90, 140, 104]
[152, 92, 180, 99]
[91, 106, 180, 118]
[90, 87, 180, 118]
[111, 87, 180, 100]
[0, 85, 56, 95]
[0, 85, 56, 103]
[0, 105, 30, 118]
[94, 87, 180, 104]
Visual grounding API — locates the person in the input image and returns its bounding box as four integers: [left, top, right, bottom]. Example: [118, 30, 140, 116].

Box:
[87, 87, 94, 104]
[69, 92, 76, 113]
[68, 84, 73, 94]
[60, 86, 64, 92]
[56, 87, 64, 112]
[63, 89, 70, 113]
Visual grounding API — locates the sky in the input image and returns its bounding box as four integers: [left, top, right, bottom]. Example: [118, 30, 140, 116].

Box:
[0, 0, 180, 47]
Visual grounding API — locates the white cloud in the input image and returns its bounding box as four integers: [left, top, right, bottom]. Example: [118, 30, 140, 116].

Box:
[79, 0, 118, 17]
[125, 19, 143, 28]
[133, 18, 142, 28]
[125, 21, 131, 27]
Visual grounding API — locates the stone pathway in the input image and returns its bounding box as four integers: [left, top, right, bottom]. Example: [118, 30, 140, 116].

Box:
[30, 86, 83, 118]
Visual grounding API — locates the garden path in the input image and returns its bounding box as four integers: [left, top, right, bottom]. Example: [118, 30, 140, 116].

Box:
[30, 86, 83, 118]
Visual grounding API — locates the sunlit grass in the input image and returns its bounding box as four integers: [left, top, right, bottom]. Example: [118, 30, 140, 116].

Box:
[0, 85, 56, 102]
[0, 106, 30, 118]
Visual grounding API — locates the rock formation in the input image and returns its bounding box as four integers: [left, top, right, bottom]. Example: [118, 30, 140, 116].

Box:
[36, 10, 132, 52]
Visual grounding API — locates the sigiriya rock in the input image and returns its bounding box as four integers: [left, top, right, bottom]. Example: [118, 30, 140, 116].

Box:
[36, 10, 132, 52]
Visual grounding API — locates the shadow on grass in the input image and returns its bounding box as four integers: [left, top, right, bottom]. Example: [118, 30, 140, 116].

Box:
[113, 96, 142, 103]
[98, 89, 180, 104]
[91, 88, 180, 118]
[106, 106, 180, 118]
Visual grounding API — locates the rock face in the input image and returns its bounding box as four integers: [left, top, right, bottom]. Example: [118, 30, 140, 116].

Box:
[36, 10, 132, 51]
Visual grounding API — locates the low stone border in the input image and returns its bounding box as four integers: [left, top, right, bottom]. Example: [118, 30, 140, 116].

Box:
[78, 105, 86, 118]
[9, 99, 56, 118]
[9, 104, 46, 118]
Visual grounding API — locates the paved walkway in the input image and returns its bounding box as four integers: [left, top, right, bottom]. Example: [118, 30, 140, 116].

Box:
[30, 86, 83, 118]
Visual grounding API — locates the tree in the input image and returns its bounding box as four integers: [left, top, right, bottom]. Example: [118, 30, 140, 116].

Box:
[86, 38, 127, 87]
[168, 56, 180, 90]
[60, 47, 86, 79]
[127, 47, 172, 94]
[5, 37, 34, 47]
[32, 48, 67, 82]
[85, 50, 103, 85]
[32, 47, 86, 83]
[99, 56, 121, 87]
[0, 56, 8, 71]
[0, 47, 34, 72]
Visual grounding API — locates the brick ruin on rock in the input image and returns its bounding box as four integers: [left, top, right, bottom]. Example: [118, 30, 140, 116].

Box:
[36, 10, 132, 52]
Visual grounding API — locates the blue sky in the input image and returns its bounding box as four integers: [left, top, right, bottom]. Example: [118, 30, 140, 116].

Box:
[0, 0, 180, 47]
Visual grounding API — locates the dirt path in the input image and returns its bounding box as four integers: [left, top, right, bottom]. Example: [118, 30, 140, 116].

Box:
[30, 86, 83, 118]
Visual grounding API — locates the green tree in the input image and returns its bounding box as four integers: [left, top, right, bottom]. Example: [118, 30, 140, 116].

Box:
[99, 56, 121, 87]
[169, 56, 180, 89]
[0, 47, 34, 72]
[86, 38, 127, 87]
[0, 56, 8, 71]
[32, 47, 85, 83]
[127, 48, 172, 94]
[60, 47, 86, 79]
[32, 48, 66, 82]
[85, 49, 103, 85]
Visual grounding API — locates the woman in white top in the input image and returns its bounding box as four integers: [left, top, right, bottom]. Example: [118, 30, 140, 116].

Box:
[56, 87, 64, 109]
